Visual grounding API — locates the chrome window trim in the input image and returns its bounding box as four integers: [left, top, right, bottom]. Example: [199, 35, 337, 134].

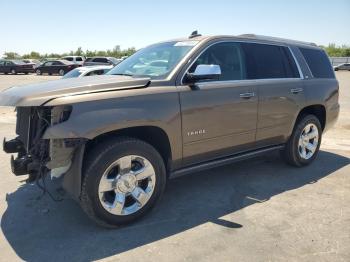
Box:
[287, 46, 304, 79]
[180, 40, 305, 85]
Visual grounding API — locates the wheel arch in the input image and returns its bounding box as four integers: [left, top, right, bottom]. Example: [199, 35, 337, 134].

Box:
[83, 126, 173, 172]
[295, 104, 326, 130]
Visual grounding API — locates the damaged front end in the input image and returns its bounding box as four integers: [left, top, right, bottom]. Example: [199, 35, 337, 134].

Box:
[3, 106, 85, 192]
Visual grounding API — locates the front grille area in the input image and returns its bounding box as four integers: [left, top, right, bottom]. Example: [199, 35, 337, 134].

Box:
[15, 106, 51, 153]
[16, 107, 32, 151]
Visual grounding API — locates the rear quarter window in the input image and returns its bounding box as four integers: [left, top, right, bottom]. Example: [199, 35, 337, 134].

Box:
[299, 48, 334, 78]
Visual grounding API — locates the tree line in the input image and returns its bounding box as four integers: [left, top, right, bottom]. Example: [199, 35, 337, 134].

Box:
[2, 45, 137, 60]
[2, 43, 350, 60]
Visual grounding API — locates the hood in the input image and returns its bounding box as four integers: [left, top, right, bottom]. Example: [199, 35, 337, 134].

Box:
[0, 75, 151, 106]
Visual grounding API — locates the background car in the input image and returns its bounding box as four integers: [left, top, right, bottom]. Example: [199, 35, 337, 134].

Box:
[62, 65, 113, 79]
[62, 56, 85, 65]
[334, 63, 350, 71]
[22, 59, 41, 69]
[35, 60, 79, 76]
[0, 60, 35, 74]
[83, 56, 122, 66]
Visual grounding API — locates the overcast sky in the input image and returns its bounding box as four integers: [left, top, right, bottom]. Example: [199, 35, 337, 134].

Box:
[1, 0, 349, 55]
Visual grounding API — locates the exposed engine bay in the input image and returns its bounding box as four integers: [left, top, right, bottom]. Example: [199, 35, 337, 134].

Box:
[3, 106, 80, 183]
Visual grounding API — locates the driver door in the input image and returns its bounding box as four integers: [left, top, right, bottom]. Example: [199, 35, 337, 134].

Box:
[178, 42, 258, 165]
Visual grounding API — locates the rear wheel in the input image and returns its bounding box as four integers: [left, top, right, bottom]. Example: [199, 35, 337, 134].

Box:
[282, 114, 322, 167]
[80, 137, 167, 227]
[36, 69, 41, 75]
[59, 69, 65, 76]
[10, 69, 17, 75]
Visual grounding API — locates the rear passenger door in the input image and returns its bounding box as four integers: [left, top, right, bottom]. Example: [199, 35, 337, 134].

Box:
[240, 43, 305, 146]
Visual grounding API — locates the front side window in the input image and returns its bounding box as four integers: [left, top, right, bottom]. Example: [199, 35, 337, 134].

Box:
[188, 42, 245, 81]
[64, 57, 73, 61]
[44, 61, 53, 66]
[186, 42, 300, 83]
[76, 57, 83, 61]
[108, 40, 199, 79]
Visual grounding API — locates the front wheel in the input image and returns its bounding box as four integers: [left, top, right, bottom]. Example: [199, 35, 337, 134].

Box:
[80, 137, 167, 227]
[36, 69, 41, 75]
[10, 69, 17, 75]
[282, 114, 322, 167]
[59, 69, 65, 76]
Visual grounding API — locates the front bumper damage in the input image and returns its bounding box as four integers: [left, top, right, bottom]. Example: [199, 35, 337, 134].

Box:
[3, 106, 86, 200]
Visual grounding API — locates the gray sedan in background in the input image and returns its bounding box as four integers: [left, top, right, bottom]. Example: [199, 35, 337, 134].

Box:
[334, 63, 350, 71]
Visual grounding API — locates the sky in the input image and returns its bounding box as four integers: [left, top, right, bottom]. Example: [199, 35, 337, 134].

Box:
[0, 0, 349, 55]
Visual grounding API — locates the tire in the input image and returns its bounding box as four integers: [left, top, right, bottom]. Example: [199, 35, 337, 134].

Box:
[10, 69, 17, 75]
[80, 137, 167, 227]
[59, 69, 65, 76]
[25, 72, 28, 75]
[36, 69, 41, 75]
[282, 114, 322, 167]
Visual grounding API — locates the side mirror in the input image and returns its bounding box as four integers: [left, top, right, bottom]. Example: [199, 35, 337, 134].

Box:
[185, 64, 221, 85]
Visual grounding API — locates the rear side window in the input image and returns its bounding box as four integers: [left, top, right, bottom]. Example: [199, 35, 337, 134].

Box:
[76, 57, 83, 61]
[299, 48, 334, 78]
[64, 57, 73, 61]
[93, 58, 107, 63]
[241, 43, 300, 79]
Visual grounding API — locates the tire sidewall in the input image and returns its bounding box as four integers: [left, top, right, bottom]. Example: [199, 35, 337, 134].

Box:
[83, 139, 166, 226]
[290, 115, 322, 166]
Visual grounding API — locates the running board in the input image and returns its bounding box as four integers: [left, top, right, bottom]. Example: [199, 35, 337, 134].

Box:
[170, 145, 285, 178]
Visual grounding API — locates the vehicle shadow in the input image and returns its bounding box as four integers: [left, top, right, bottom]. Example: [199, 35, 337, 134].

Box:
[1, 150, 349, 262]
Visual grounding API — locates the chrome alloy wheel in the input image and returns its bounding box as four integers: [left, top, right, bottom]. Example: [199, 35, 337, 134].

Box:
[298, 123, 319, 160]
[98, 155, 156, 216]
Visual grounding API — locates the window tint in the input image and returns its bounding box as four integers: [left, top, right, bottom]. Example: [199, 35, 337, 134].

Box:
[189, 42, 245, 81]
[299, 48, 334, 78]
[76, 57, 83, 61]
[53, 61, 62, 65]
[93, 58, 107, 63]
[64, 57, 73, 61]
[241, 43, 299, 79]
[86, 69, 104, 76]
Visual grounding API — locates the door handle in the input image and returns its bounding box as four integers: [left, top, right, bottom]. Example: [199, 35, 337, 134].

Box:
[290, 88, 303, 94]
[240, 92, 255, 99]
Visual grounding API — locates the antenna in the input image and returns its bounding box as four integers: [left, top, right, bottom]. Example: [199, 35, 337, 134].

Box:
[189, 30, 201, 39]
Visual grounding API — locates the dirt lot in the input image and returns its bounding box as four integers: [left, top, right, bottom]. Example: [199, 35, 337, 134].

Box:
[0, 73, 349, 262]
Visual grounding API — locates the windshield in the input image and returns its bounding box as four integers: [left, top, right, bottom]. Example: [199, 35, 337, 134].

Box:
[107, 40, 199, 79]
[62, 68, 83, 79]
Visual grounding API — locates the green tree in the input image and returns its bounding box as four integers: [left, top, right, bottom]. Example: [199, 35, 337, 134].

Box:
[3, 52, 20, 59]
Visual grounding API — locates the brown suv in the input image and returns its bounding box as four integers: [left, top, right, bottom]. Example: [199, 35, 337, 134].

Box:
[0, 33, 339, 227]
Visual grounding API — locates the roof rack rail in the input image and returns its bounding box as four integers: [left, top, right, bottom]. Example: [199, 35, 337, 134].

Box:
[238, 34, 317, 47]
